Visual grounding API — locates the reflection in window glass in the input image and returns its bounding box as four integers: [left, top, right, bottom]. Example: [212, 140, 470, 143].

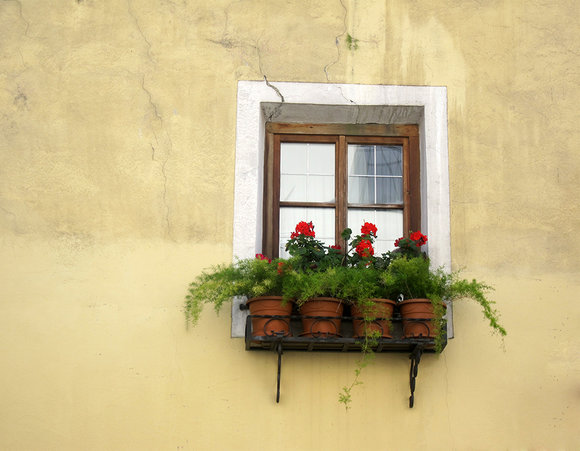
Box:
[348, 144, 402, 204]
[376, 178, 402, 204]
[376, 146, 402, 176]
[348, 177, 374, 204]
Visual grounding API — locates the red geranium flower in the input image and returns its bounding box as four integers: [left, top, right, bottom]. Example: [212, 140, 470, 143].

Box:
[330, 244, 342, 250]
[355, 239, 374, 258]
[410, 231, 428, 246]
[360, 222, 377, 237]
[290, 221, 315, 238]
[255, 253, 271, 263]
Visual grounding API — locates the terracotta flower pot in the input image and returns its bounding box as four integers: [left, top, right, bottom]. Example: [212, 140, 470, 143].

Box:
[299, 297, 344, 338]
[351, 298, 396, 338]
[246, 296, 294, 337]
[399, 298, 446, 338]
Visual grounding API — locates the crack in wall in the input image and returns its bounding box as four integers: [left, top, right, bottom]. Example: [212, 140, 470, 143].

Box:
[3, 0, 31, 83]
[218, 0, 244, 45]
[337, 86, 362, 123]
[207, 38, 237, 49]
[141, 75, 162, 122]
[206, 37, 268, 84]
[4, 0, 30, 36]
[207, 18, 287, 120]
[155, 139, 171, 238]
[141, 75, 172, 238]
[323, 0, 348, 81]
[263, 75, 284, 102]
[128, 3, 172, 238]
[207, 1, 288, 107]
[206, 0, 245, 51]
[1, 1, 43, 89]
[255, 45, 286, 121]
[127, 0, 154, 62]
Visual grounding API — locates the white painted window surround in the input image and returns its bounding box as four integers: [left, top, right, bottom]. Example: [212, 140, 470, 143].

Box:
[231, 80, 451, 338]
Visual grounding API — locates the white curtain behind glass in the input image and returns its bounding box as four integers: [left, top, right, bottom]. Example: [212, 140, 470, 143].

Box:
[280, 143, 335, 202]
[347, 209, 403, 254]
[279, 143, 335, 256]
[348, 144, 404, 253]
[279, 207, 335, 258]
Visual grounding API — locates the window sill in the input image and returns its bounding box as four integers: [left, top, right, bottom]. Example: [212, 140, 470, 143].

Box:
[243, 312, 447, 353]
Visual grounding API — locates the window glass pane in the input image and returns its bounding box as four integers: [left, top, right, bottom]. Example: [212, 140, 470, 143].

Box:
[279, 207, 335, 258]
[348, 208, 403, 254]
[348, 144, 403, 205]
[348, 176, 374, 204]
[280, 143, 307, 173]
[281, 142, 335, 202]
[348, 145, 374, 175]
[306, 175, 335, 202]
[280, 175, 307, 201]
[376, 145, 402, 176]
[308, 144, 334, 175]
[376, 177, 403, 204]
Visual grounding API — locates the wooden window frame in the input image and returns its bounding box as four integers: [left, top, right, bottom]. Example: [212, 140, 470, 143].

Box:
[263, 123, 421, 258]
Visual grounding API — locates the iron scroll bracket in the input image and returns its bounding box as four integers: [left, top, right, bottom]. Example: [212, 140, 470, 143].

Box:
[409, 344, 424, 408]
[272, 341, 427, 406]
[244, 314, 445, 407]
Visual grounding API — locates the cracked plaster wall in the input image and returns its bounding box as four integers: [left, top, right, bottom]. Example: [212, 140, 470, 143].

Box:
[0, 0, 579, 450]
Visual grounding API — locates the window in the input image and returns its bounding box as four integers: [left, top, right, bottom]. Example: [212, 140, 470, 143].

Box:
[232, 81, 451, 338]
[262, 123, 421, 258]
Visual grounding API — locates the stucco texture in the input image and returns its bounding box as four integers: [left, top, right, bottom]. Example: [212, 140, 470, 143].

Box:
[1, 0, 579, 450]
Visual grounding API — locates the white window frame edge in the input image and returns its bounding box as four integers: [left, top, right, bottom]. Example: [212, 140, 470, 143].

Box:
[231, 81, 451, 338]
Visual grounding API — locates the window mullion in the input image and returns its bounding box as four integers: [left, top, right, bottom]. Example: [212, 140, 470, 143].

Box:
[272, 134, 281, 257]
[305, 144, 310, 202]
[403, 137, 411, 237]
[336, 135, 347, 246]
[373, 144, 377, 204]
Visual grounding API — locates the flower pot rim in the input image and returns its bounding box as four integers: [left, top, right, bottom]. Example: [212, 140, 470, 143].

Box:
[299, 297, 343, 304]
[299, 297, 344, 315]
[367, 298, 397, 305]
[246, 296, 294, 304]
[399, 297, 447, 309]
[298, 296, 346, 307]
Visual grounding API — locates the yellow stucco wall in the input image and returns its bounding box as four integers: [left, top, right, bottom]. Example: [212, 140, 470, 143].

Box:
[1, 1, 578, 449]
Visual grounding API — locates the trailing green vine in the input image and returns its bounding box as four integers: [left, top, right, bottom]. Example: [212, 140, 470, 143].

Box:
[339, 329, 380, 409]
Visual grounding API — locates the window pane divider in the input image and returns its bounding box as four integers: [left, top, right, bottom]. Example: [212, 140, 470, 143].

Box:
[280, 201, 336, 208]
[349, 174, 403, 178]
[348, 203, 404, 209]
[374, 144, 378, 204]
